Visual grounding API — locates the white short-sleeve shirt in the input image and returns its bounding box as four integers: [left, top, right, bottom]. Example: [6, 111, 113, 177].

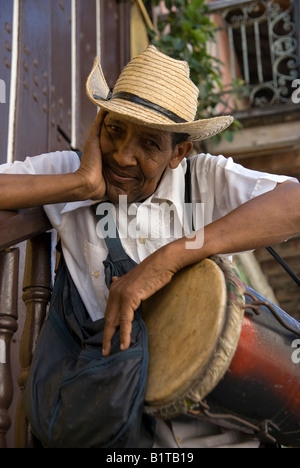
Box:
[0, 150, 296, 321]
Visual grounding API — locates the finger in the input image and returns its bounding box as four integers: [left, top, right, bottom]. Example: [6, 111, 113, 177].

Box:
[89, 109, 106, 139]
[103, 300, 134, 355]
[102, 323, 118, 357]
[82, 116, 103, 156]
[119, 307, 134, 351]
[103, 313, 133, 355]
[120, 318, 133, 351]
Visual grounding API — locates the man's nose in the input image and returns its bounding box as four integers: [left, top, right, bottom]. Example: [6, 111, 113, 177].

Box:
[113, 138, 138, 167]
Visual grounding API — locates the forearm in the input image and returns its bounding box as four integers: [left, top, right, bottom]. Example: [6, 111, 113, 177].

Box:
[0, 172, 89, 210]
[170, 180, 300, 270]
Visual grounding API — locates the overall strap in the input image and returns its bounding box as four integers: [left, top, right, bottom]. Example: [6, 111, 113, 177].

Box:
[184, 158, 192, 204]
[91, 203, 129, 263]
[184, 158, 195, 232]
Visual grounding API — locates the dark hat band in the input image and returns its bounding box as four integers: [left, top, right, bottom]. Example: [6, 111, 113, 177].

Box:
[93, 91, 187, 124]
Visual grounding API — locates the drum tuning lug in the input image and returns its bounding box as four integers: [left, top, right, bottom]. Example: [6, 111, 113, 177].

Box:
[242, 303, 261, 315]
[243, 291, 261, 315]
[243, 292, 262, 315]
[244, 292, 300, 337]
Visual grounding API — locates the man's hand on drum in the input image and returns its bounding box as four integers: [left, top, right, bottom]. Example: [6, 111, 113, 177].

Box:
[102, 244, 180, 356]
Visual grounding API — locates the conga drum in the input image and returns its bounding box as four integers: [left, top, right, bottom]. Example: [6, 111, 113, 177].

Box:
[142, 255, 300, 447]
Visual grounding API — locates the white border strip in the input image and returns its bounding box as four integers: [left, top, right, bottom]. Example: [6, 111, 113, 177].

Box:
[7, 0, 20, 164]
[96, 0, 101, 61]
[71, 0, 78, 150]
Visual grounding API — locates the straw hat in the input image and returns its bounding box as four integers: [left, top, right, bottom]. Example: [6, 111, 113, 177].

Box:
[86, 45, 233, 142]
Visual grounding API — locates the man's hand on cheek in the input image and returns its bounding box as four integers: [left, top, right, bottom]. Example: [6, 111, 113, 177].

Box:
[75, 109, 107, 201]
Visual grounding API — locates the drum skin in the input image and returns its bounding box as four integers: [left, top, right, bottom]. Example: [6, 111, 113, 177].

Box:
[143, 255, 300, 447]
[208, 285, 300, 447]
[143, 257, 245, 414]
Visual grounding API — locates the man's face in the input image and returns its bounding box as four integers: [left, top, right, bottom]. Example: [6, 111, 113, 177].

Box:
[100, 113, 189, 204]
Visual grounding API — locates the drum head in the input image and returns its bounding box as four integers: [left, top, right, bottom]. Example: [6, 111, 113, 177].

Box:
[142, 256, 245, 418]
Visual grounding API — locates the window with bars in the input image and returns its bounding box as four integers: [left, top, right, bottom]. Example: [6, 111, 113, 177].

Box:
[209, 0, 300, 108]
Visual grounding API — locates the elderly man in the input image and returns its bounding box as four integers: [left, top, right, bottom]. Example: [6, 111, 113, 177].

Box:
[1, 46, 300, 448]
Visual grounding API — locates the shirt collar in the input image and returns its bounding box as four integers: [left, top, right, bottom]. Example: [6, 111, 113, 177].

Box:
[60, 158, 187, 215]
[151, 158, 186, 205]
[60, 198, 99, 214]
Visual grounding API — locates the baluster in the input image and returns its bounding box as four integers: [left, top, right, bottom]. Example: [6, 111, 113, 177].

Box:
[0, 248, 19, 448]
[15, 233, 52, 448]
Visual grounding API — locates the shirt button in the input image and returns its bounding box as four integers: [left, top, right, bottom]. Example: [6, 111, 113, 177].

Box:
[138, 236, 146, 245]
[94, 271, 100, 279]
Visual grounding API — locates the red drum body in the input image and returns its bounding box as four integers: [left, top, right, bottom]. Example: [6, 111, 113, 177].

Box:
[143, 256, 300, 447]
[207, 285, 300, 446]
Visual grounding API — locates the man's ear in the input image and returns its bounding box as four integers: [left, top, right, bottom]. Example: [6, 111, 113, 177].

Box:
[169, 140, 194, 169]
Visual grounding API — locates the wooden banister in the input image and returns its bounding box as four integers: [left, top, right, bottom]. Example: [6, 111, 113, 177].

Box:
[16, 233, 52, 448]
[0, 248, 19, 448]
[0, 208, 53, 448]
[0, 207, 52, 252]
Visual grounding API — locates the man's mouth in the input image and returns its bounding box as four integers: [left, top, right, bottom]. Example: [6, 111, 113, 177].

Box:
[105, 165, 137, 183]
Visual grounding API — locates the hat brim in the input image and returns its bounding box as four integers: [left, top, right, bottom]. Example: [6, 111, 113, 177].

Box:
[89, 95, 233, 142]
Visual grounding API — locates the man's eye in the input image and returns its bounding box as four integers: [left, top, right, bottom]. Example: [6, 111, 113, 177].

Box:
[105, 124, 123, 137]
[146, 140, 160, 150]
[108, 125, 122, 134]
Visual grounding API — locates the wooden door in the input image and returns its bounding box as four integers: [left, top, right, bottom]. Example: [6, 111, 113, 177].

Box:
[0, 0, 131, 165]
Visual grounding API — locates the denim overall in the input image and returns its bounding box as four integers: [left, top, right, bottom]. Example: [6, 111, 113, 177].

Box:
[22, 205, 153, 448]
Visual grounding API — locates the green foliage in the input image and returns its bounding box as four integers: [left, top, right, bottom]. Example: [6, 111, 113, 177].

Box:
[147, 0, 248, 143]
